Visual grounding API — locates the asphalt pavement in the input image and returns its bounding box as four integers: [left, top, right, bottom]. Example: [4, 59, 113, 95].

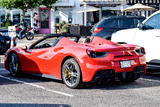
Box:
[1, 68, 160, 107]
[1, 36, 160, 107]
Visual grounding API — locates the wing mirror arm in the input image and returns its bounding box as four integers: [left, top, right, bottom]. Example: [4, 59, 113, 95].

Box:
[23, 46, 31, 53]
[23, 46, 28, 50]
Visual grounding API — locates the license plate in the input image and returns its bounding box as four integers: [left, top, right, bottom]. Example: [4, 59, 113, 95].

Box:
[120, 60, 131, 68]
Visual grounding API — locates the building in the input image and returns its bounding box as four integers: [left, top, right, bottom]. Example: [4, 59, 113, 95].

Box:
[126, 0, 160, 9]
[53, 0, 126, 25]
[3, 0, 158, 34]
[0, 0, 127, 34]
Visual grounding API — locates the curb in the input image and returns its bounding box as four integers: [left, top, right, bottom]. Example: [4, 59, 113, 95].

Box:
[0, 55, 5, 68]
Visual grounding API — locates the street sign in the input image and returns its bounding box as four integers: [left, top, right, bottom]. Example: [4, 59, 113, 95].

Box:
[8, 26, 16, 37]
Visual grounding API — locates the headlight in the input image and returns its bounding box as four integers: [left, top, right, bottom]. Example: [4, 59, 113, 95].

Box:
[6, 41, 10, 44]
[135, 47, 145, 55]
[86, 49, 109, 58]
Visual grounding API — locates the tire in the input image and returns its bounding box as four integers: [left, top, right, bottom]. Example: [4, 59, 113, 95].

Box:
[119, 72, 140, 82]
[26, 32, 34, 40]
[8, 53, 21, 76]
[62, 58, 82, 89]
[13, 37, 18, 47]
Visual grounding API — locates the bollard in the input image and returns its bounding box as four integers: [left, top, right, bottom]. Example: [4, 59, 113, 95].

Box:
[8, 26, 16, 48]
[10, 37, 15, 48]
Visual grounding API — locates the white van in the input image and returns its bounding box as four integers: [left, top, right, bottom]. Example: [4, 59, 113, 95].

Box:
[111, 10, 160, 69]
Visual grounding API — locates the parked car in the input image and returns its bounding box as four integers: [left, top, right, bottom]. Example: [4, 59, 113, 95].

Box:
[5, 34, 146, 89]
[0, 29, 11, 54]
[92, 15, 145, 40]
[112, 10, 160, 69]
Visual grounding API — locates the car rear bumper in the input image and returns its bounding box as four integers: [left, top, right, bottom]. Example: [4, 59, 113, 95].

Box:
[92, 66, 145, 82]
[81, 56, 146, 82]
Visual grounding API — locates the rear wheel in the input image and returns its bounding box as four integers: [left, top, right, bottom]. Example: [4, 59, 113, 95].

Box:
[62, 58, 82, 89]
[8, 53, 21, 76]
[26, 32, 34, 40]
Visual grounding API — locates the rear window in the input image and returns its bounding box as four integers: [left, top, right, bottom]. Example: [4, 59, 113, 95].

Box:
[119, 17, 145, 28]
[119, 18, 135, 28]
[96, 17, 145, 29]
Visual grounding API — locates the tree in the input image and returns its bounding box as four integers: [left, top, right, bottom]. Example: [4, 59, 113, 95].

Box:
[0, 0, 57, 15]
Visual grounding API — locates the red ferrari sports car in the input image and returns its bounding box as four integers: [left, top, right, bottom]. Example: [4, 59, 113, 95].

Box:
[5, 34, 146, 88]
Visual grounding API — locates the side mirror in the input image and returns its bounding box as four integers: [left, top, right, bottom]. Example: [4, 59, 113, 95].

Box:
[23, 46, 28, 50]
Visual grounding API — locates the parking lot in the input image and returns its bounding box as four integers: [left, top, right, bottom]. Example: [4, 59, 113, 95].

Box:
[1, 37, 160, 107]
[1, 67, 160, 107]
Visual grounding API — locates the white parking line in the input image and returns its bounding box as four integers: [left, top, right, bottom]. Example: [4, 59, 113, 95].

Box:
[0, 55, 4, 63]
[0, 75, 74, 97]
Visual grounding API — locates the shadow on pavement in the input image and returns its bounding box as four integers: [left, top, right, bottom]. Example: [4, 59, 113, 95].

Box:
[81, 73, 160, 90]
[0, 71, 63, 86]
[0, 104, 70, 107]
[1, 63, 160, 90]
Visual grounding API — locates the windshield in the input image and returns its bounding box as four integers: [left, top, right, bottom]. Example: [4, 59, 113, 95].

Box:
[144, 13, 160, 29]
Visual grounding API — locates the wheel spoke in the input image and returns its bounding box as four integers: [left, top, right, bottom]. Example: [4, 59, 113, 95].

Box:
[71, 72, 78, 78]
[65, 64, 70, 71]
[70, 76, 74, 85]
[69, 64, 74, 72]
[65, 76, 70, 80]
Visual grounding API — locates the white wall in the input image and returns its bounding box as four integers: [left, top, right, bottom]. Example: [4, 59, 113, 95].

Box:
[72, 0, 83, 25]
[72, 10, 83, 25]
[54, 0, 83, 25]
[58, 8, 69, 23]
[51, 9, 55, 34]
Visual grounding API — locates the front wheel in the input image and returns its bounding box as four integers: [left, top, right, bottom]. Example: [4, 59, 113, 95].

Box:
[62, 58, 82, 89]
[26, 32, 34, 40]
[8, 53, 21, 76]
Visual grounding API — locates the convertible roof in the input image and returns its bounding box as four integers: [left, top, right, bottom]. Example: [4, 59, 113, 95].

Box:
[46, 33, 81, 38]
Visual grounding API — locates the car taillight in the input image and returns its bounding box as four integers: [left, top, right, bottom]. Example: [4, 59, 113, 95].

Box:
[86, 49, 109, 58]
[94, 27, 103, 33]
[135, 47, 145, 55]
